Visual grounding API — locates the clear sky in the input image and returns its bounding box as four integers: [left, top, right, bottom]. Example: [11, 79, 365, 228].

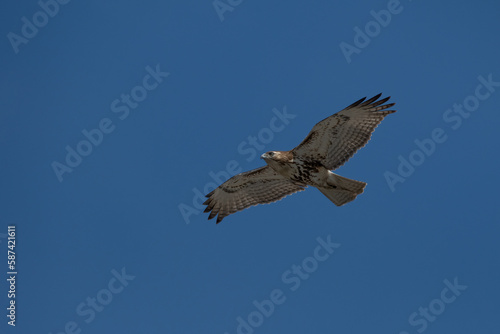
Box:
[1, 1, 499, 333]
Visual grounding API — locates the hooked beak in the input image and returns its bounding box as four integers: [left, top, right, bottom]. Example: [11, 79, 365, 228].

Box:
[260, 153, 267, 159]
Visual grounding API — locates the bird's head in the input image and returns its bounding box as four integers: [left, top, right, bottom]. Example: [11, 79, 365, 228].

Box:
[260, 151, 293, 163]
[260, 151, 276, 160]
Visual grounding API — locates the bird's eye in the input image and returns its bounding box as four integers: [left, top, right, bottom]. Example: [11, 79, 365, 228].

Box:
[269, 152, 274, 157]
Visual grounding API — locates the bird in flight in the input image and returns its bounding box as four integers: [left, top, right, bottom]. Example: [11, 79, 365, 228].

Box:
[204, 93, 396, 223]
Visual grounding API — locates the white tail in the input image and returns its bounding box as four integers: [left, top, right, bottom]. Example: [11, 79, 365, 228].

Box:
[318, 173, 366, 206]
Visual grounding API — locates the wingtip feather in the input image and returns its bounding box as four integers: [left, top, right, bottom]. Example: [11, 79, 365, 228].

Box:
[346, 96, 366, 109]
[360, 93, 382, 106]
[208, 210, 218, 220]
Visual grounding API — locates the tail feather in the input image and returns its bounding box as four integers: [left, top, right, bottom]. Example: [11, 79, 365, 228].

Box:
[318, 174, 366, 206]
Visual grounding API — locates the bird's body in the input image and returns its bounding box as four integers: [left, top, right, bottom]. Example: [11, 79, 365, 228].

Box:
[204, 94, 396, 223]
[261, 151, 344, 189]
[261, 151, 367, 207]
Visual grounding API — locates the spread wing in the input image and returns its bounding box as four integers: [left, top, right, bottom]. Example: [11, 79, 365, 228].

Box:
[292, 93, 396, 170]
[204, 166, 306, 224]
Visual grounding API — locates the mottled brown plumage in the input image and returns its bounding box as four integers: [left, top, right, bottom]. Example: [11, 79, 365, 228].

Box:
[204, 94, 396, 223]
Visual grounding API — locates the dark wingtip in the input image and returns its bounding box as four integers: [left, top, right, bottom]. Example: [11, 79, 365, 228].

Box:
[380, 95, 391, 102]
[346, 96, 366, 109]
[208, 210, 218, 220]
[360, 93, 382, 107]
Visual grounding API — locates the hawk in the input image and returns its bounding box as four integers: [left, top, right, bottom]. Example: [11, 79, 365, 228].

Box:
[204, 94, 396, 223]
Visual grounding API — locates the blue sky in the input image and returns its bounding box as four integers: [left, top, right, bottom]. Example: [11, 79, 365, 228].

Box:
[1, 0, 499, 333]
